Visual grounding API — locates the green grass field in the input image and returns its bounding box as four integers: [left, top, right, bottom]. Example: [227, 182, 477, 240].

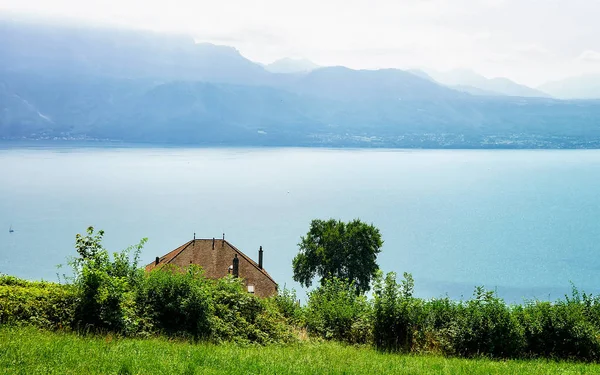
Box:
[1, 327, 598, 375]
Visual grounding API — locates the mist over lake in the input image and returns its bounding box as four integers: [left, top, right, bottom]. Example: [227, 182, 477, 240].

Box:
[2, 144, 600, 302]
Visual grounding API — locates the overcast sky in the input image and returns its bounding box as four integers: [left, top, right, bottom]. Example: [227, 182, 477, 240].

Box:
[2, 0, 600, 86]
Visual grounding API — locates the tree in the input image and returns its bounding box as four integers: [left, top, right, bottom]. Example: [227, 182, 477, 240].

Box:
[292, 219, 383, 294]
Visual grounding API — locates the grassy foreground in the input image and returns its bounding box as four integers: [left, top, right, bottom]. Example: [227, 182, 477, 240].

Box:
[1, 327, 599, 375]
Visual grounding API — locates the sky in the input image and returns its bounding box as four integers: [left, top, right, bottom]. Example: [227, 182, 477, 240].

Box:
[2, 0, 600, 86]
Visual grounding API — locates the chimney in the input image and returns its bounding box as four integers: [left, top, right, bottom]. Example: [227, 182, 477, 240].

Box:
[155, 256, 160, 266]
[212, 237, 215, 250]
[232, 254, 239, 278]
[258, 246, 263, 270]
[222, 233, 225, 247]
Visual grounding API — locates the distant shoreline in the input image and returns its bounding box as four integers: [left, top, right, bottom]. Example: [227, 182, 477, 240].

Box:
[2, 139, 600, 150]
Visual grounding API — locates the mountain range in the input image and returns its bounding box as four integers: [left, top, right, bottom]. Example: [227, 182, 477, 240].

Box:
[265, 58, 320, 74]
[2, 18, 600, 148]
[539, 75, 600, 99]
[424, 69, 551, 98]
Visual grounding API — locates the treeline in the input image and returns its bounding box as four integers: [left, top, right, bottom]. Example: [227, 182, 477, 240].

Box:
[2, 228, 600, 362]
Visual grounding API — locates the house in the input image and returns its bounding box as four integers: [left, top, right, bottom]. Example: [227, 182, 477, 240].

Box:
[145, 236, 277, 298]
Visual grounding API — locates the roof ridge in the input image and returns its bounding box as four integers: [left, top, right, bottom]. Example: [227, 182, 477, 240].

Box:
[165, 240, 194, 266]
[145, 240, 193, 271]
[224, 240, 277, 286]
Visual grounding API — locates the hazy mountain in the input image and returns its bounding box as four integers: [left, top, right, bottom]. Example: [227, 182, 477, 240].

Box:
[409, 69, 502, 96]
[3, 68, 600, 147]
[407, 69, 435, 82]
[0, 19, 274, 85]
[450, 85, 503, 96]
[538, 74, 600, 99]
[287, 66, 460, 101]
[428, 69, 551, 98]
[3, 19, 600, 148]
[265, 58, 320, 73]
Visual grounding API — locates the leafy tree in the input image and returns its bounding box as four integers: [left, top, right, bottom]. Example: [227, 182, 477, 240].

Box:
[292, 218, 383, 294]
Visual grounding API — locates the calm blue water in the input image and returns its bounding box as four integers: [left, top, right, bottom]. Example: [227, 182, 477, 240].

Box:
[1, 145, 600, 302]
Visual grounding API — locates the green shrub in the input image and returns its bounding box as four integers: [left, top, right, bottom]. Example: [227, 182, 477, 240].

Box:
[0, 274, 39, 287]
[517, 297, 600, 361]
[305, 278, 371, 344]
[69, 227, 146, 334]
[210, 275, 294, 344]
[271, 286, 304, 326]
[451, 287, 524, 358]
[0, 282, 76, 330]
[373, 272, 421, 352]
[136, 265, 212, 339]
[406, 297, 457, 355]
[373, 275, 525, 358]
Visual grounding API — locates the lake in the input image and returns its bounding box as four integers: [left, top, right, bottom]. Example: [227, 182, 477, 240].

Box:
[1, 144, 600, 302]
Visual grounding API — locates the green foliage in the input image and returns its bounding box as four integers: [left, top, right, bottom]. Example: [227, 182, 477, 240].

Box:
[371, 272, 600, 361]
[1, 228, 294, 345]
[373, 271, 420, 351]
[0, 280, 76, 330]
[69, 226, 147, 334]
[6, 226, 600, 363]
[210, 275, 294, 344]
[451, 287, 524, 358]
[292, 218, 383, 294]
[272, 286, 304, 326]
[305, 278, 371, 344]
[136, 265, 213, 339]
[516, 287, 600, 361]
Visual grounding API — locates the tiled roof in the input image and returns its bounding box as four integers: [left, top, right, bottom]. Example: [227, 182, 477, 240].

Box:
[224, 240, 277, 285]
[144, 240, 193, 272]
[144, 238, 277, 285]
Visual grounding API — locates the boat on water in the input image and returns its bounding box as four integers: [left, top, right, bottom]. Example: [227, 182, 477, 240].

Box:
[9, 225, 14, 233]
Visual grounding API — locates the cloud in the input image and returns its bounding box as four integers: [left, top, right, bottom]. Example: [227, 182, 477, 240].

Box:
[193, 28, 286, 46]
[577, 50, 600, 63]
[515, 45, 553, 58]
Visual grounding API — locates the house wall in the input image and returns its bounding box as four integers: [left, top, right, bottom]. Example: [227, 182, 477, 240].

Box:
[166, 239, 277, 298]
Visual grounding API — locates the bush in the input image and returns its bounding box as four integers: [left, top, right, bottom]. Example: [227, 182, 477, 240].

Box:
[68, 227, 146, 335]
[0, 281, 76, 330]
[136, 265, 213, 339]
[517, 297, 600, 361]
[373, 272, 421, 352]
[305, 278, 371, 344]
[271, 286, 304, 326]
[412, 297, 457, 354]
[210, 275, 294, 344]
[451, 287, 524, 358]
[373, 275, 525, 358]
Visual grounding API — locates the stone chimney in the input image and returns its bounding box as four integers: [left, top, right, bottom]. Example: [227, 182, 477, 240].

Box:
[258, 246, 263, 270]
[232, 254, 239, 278]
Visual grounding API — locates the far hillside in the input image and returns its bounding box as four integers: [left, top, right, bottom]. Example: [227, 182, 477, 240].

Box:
[265, 58, 320, 73]
[2, 19, 600, 148]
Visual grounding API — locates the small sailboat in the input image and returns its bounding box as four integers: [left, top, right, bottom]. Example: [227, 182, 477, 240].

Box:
[9, 225, 14, 233]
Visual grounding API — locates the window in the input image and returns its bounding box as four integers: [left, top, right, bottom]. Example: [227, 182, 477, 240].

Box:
[247, 284, 255, 294]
